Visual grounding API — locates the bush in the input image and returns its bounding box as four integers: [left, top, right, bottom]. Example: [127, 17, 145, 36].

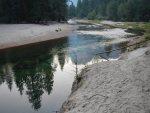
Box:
[87, 10, 96, 20]
[126, 28, 145, 36]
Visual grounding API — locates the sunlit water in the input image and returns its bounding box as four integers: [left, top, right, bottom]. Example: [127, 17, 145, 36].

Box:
[0, 25, 127, 113]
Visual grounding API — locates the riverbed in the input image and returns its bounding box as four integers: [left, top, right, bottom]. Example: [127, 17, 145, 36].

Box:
[0, 23, 132, 113]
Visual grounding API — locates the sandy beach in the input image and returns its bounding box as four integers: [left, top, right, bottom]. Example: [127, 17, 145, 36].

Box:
[0, 23, 75, 50]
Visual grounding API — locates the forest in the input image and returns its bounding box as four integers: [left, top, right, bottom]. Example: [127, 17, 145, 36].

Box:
[1, 0, 149, 23]
[69, 0, 150, 22]
[0, 0, 67, 23]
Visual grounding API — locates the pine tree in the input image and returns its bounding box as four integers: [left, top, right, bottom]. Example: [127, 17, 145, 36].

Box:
[0, 0, 68, 23]
[68, 3, 76, 18]
[75, 0, 150, 22]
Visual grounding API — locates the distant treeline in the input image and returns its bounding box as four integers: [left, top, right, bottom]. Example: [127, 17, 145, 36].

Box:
[0, 0, 67, 23]
[69, 0, 150, 22]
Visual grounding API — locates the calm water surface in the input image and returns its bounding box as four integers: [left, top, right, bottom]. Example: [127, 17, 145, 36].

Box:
[0, 25, 127, 113]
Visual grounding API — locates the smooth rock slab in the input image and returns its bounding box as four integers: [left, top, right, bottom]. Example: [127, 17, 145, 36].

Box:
[60, 47, 150, 113]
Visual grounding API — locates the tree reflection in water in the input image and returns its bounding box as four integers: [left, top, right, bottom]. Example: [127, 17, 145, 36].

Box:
[0, 38, 68, 110]
[0, 52, 55, 110]
[14, 54, 55, 110]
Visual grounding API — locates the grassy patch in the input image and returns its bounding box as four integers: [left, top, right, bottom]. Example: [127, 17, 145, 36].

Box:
[118, 22, 150, 40]
[88, 19, 102, 24]
[125, 27, 145, 36]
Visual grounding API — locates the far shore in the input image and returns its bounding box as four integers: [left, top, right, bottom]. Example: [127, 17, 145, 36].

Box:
[0, 23, 75, 50]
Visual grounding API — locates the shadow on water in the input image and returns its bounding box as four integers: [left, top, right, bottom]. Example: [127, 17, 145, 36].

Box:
[0, 25, 129, 113]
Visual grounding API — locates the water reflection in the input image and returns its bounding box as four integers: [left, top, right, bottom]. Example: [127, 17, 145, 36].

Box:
[0, 51, 55, 110]
[68, 34, 127, 64]
[0, 63, 14, 90]
[0, 31, 128, 113]
[0, 38, 69, 111]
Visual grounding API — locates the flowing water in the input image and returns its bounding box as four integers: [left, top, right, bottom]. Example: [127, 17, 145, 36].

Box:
[0, 24, 128, 113]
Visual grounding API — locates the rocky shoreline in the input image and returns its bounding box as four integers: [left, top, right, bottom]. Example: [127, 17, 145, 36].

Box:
[59, 20, 150, 113]
[60, 41, 150, 113]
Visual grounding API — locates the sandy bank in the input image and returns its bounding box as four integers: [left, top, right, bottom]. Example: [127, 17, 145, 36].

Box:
[60, 46, 150, 113]
[77, 28, 134, 45]
[0, 23, 75, 50]
[77, 28, 132, 38]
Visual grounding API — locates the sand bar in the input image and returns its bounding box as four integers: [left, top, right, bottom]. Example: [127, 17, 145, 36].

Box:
[0, 23, 75, 50]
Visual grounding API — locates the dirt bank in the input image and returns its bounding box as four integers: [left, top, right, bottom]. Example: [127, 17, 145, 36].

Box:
[0, 24, 75, 50]
[60, 46, 150, 113]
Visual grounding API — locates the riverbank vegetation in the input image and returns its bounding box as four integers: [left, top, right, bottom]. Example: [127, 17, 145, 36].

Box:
[69, 0, 150, 22]
[0, 0, 67, 23]
[109, 22, 150, 41]
[124, 23, 150, 40]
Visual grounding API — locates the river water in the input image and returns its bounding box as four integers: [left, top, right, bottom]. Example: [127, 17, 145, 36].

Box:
[0, 24, 127, 113]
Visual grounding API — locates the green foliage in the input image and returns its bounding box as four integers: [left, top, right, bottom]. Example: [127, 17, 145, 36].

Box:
[126, 28, 145, 36]
[118, 22, 150, 41]
[117, 3, 128, 21]
[68, 2, 76, 18]
[87, 10, 96, 20]
[145, 34, 150, 41]
[106, 0, 118, 20]
[76, 0, 150, 22]
[76, 0, 82, 18]
[0, 0, 68, 23]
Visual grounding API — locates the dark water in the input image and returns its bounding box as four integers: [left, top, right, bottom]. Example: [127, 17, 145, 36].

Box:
[0, 26, 127, 113]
